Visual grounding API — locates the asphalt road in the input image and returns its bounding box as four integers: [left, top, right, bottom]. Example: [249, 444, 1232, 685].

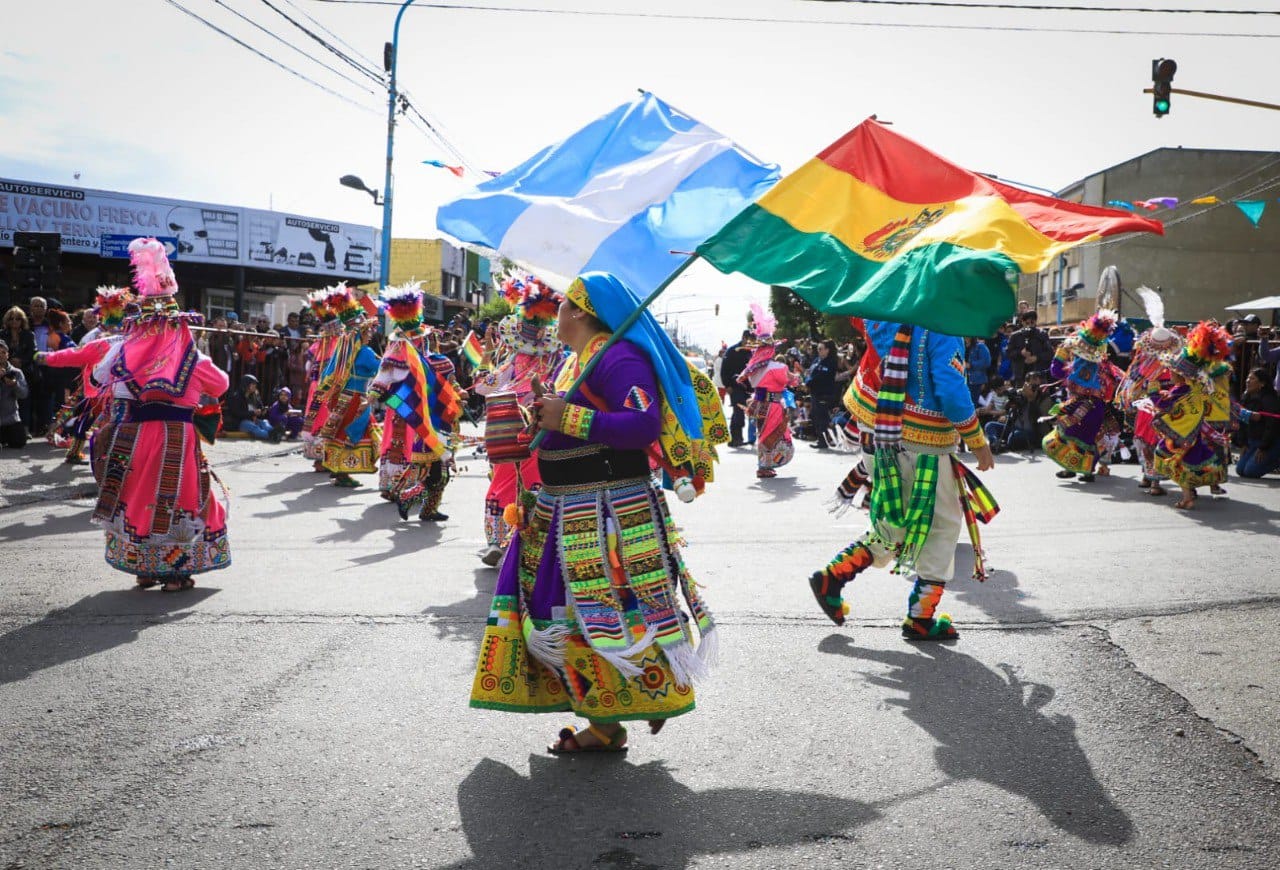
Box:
[2, 434, 1278, 869]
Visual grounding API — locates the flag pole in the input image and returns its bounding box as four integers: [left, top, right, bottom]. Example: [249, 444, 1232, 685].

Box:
[529, 253, 699, 450]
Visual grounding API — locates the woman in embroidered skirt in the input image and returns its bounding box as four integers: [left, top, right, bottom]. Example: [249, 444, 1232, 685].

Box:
[737, 304, 796, 479]
[1042, 310, 1123, 483]
[471, 275, 563, 565]
[1149, 321, 1233, 510]
[469, 271, 727, 754]
[81, 238, 230, 591]
[316, 287, 382, 487]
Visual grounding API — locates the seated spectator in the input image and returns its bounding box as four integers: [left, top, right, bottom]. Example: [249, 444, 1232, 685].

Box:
[0, 339, 30, 448]
[1237, 367, 1280, 479]
[984, 374, 1053, 453]
[267, 387, 303, 441]
[976, 377, 1008, 423]
[224, 375, 274, 440]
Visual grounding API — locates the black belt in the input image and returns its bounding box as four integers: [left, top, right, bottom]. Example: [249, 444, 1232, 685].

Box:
[538, 448, 650, 487]
[111, 400, 195, 424]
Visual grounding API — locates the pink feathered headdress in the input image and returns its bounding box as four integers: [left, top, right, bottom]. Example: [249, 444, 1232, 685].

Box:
[128, 237, 178, 299]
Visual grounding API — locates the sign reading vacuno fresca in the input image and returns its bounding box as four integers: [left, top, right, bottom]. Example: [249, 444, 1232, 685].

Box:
[0, 178, 378, 281]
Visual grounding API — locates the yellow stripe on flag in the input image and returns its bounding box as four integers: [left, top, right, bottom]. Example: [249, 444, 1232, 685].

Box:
[757, 159, 1093, 273]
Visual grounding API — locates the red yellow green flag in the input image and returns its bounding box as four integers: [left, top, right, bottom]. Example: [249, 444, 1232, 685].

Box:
[461, 332, 485, 368]
[697, 119, 1165, 337]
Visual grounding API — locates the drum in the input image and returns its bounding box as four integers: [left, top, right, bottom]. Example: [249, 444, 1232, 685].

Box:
[484, 391, 532, 464]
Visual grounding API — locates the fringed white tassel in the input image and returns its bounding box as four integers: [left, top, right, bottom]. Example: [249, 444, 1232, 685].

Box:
[825, 494, 855, 518]
[695, 625, 720, 670]
[525, 622, 571, 669]
[664, 643, 708, 689]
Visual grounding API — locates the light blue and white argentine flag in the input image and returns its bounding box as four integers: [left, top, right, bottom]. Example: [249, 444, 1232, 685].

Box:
[436, 91, 780, 295]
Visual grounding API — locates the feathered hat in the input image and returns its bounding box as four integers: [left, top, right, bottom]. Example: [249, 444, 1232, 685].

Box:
[306, 288, 332, 321]
[381, 281, 425, 335]
[517, 275, 561, 326]
[1069, 308, 1118, 362]
[1134, 285, 1181, 353]
[94, 285, 133, 330]
[1167, 320, 1232, 384]
[749, 301, 777, 340]
[324, 284, 365, 328]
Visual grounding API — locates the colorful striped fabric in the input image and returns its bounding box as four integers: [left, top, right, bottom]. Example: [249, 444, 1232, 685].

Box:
[385, 346, 447, 460]
[698, 119, 1164, 337]
[462, 332, 485, 368]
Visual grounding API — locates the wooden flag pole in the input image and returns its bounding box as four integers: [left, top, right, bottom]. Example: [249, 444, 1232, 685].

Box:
[528, 254, 700, 451]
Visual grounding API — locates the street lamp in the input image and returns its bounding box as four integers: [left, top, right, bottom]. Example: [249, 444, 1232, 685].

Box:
[339, 174, 382, 205]
[378, 0, 418, 291]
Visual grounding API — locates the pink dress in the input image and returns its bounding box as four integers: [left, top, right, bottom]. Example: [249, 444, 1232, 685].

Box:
[90, 327, 231, 578]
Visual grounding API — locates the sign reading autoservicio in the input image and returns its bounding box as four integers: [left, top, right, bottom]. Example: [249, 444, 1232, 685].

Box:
[0, 178, 378, 281]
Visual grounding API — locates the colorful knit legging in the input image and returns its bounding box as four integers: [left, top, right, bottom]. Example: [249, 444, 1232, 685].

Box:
[392, 460, 449, 517]
[816, 540, 947, 621]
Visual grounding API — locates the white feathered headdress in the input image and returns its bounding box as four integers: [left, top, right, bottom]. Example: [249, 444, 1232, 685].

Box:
[749, 301, 776, 339]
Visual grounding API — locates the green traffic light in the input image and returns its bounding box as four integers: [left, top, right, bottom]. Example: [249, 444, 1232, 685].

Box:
[1155, 99, 1170, 113]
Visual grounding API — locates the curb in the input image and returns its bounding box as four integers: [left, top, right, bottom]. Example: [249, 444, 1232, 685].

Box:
[0, 443, 301, 511]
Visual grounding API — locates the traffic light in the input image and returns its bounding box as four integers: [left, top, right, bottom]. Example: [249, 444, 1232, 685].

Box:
[1152, 58, 1177, 117]
[714, 303, 720, 316]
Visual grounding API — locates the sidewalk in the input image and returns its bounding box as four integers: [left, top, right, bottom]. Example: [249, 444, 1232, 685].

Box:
[0, 436, 301, 510]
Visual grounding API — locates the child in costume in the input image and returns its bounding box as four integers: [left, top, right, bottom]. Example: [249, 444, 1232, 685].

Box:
[1148, 321, 1233, 510]
[808, 320, 998, 641]
[80, 238, 230, 591]
[370, 282, 465, 521]
[737, 304, 797, 479]
[36, 286, 132, 465]
[469, 272, 725, 754]
[471, 275, 563, 565]
[315, 287, 382, 487]
[1042, 309, 1124, 483]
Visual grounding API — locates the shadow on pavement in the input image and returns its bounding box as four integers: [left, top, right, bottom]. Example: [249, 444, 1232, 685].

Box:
[444, 754, 878, 869]
[0, 505, 96, 543]
[950, 545, 1049, 626]
[750, 475, 818, 503]
[0, 587, 217, 685]
[819, 634, 1133, 846]
[422, 567, 494, 647]
[343, 516, 444, 569]
[237, 469, 326, 500]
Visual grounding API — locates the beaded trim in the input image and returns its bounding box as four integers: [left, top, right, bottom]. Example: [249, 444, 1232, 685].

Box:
[559, 404, 595, 441]
[539, 443, 607, 460]
[540, 474, 650, 497]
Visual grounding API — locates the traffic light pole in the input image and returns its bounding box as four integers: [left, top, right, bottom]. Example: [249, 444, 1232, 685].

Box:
[1143, 87, 1280, 113]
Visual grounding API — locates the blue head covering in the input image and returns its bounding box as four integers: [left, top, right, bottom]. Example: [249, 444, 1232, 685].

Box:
[575, 272, 703, 440]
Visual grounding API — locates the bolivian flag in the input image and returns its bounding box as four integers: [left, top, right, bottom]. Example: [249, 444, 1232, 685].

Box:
[698, 119, 1164, 337]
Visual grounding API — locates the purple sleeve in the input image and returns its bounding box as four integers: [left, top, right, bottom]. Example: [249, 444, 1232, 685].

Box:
[580, 342, 662, 450]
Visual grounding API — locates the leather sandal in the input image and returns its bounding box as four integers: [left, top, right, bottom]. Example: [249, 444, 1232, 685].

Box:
[547, 724, 628, 754]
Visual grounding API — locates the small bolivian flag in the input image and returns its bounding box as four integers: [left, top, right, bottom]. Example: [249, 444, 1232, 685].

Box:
[698, 119, 1165, 337]
[461, 331, 485, 368]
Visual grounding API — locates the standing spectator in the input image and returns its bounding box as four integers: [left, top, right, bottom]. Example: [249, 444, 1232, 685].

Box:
[1005, 310, 1053, 385]
[806, 339, 840, 449]
[1233, 314, 1264, 392]
[71, 308, 98, 344]
[207, 315, 236, 375]
[712, 347, 726, 400]
[0, 339, 30, 448]
[965, 336, 991, 404]
[26, 296, 56, 434]
[720, 329, 754, 447]
[1236, 367, 1280, 479]
[1257, 326, 1280, 394]
[2, 307, 37, 434]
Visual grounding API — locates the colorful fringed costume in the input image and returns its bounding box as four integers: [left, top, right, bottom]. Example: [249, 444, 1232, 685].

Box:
[1042, 309, 1124, 477]
[38, 286, 132, 464]
[301, 287, 345, 463]
[1117, 297, 1183, 489]
[470, 272, 724, 724]
[1149, 321, 1234, 503]
[473, 276, 563, 556]
[315, 288, 382, 484]
[737, 305, 795, 477]
[810, 320, 998, 641]
[370, 283, 464, 519]
[86, 238, 231, 586]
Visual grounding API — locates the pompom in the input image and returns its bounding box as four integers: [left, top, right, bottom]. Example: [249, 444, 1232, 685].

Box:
[127, 237, 178, 298]
[518, 276, 562, 325]
[381, 281, 424, 331]
[1184, 320, 1232, 366]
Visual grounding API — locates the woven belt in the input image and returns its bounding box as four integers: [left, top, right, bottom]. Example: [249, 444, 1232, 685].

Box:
[753, 389, 785, 402]
[109, 399, 195, 424]
[538, 448, 650, 487]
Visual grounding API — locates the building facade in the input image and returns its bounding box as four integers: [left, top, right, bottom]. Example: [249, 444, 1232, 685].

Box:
[1023, 147, 1280, 326]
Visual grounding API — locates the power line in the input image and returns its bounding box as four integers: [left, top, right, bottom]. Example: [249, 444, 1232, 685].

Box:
[210, 0, 380, 95]
[300, 0, 1280, 38]
[164, 0, 382, 113]
[259, 0, 388, 85]
[282, 0, 388, 73]
[800, 0, 1280, 16]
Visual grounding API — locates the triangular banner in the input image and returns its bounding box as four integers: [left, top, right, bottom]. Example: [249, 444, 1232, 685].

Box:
[1236, 200, 1266, 227]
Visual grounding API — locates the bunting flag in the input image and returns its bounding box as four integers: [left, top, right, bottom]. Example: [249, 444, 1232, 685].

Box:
[1236, 200, 1266, 227]
[385, 345, 447, 460]
[461, 331, 485, 368]
[697, 118, 1163, 337]
[436, 90, 780, 297]
[423, 159, 466, 178]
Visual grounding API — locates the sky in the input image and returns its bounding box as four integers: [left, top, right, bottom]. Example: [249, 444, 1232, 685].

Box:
[4, 0, 1280, 349]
